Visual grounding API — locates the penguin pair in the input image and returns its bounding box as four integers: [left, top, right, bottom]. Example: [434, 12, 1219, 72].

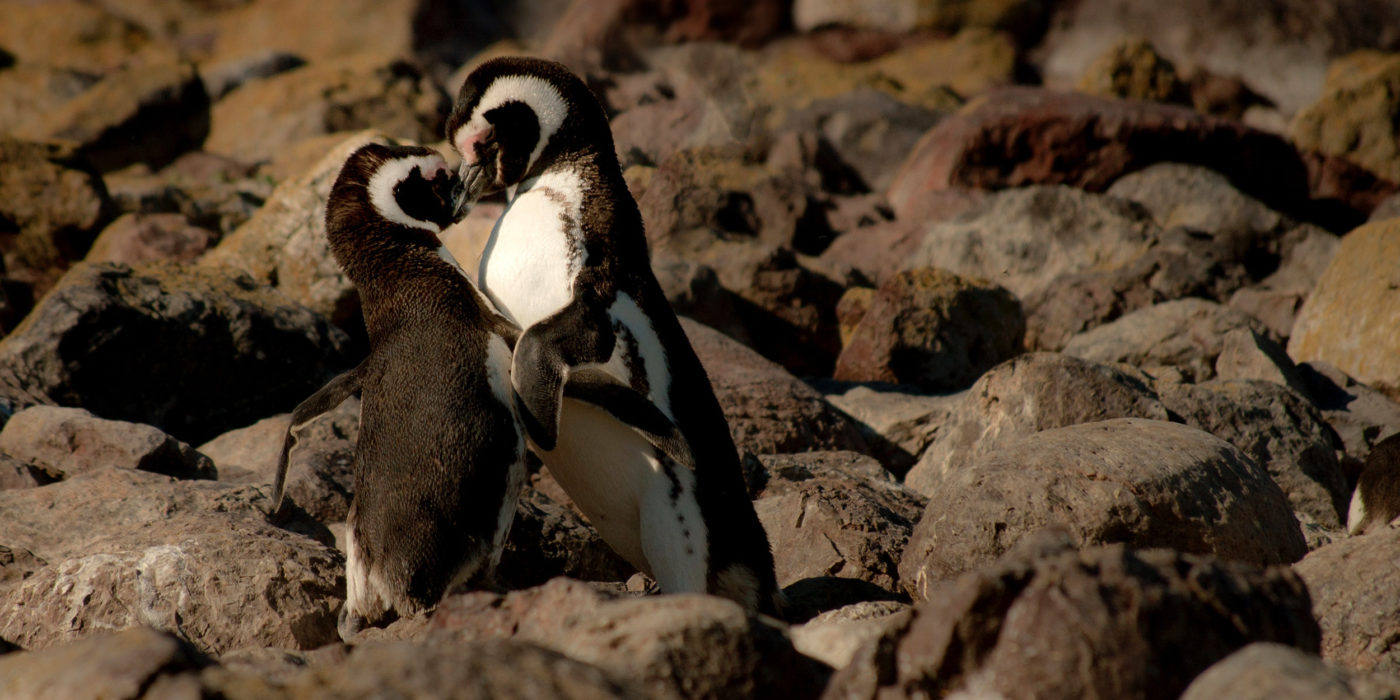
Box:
[271, 143, 693, 638]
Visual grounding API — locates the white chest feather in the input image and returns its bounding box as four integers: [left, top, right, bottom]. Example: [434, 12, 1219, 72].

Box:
[479, 172, 584, 328]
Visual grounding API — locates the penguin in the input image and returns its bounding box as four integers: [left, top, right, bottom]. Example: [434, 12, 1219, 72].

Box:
[272, 142, 527, 639]
[445, 57, 786, 617]
[1347, 432, 1400, 536]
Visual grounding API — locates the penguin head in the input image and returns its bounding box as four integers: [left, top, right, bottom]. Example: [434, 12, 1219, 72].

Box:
[328, 143, 457, 246]
[446, 57, 612, 216]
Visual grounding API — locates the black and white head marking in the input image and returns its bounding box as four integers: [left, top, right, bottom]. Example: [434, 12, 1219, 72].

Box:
[367, 152, 453, 232]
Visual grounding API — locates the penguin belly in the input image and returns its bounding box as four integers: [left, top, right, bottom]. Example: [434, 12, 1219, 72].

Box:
[540, 398, 708, 594]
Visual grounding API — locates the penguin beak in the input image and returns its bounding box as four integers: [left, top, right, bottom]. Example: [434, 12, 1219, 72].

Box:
[452, 163, 488, 221]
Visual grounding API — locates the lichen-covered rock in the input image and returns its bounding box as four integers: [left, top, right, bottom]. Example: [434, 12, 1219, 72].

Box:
[1076, 38, 1187, 103]
[0, 406, 216, 481]
[1291, 52, 1400, 183]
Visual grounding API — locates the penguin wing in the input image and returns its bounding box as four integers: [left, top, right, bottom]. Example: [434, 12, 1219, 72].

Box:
[511, 299, 616, 451]
[269, 366, 363, 523]
[563, 368, 696, 471]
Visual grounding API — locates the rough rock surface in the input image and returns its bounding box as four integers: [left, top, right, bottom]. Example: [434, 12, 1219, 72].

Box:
[1291, 52, 1400, 183]
[0, 627, 210, 699]
[1063, 298, 1277, 382]
[818, 382, 959, 477]
[0, 138, 112, 292]
[0, 406, 216, 481]
[1294, 526, 1400, 675]
[1181, 643, 1400, 700]
[831, 535, 1320, 700]
[0, 262, 354, 445]
[85, 212, 219, 266]
[900, 419, 1308, 597]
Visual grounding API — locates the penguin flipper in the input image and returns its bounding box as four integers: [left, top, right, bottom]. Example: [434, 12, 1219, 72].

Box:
[270, 367, 363, 523]
[512, 300, 615, 452]
[564, 368, 696, 471]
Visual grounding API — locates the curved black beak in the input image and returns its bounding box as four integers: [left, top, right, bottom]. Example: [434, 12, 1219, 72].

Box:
[451, 163, 488, 221]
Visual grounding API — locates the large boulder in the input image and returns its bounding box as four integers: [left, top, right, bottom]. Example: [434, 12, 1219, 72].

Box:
[900, 419, 1308, 597]
[0, 406, 215, 481]
[0, 262, 354, 445]
[1289, 219, 1400, 401]
[1181, 643, 1400, 700]
[830, 535, 1320, 700]
[1291, 52, 1400, 184]
[1294, 526, 1400, 675]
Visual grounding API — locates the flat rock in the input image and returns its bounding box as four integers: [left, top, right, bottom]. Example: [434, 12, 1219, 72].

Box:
[833, 267, 1024, 393]
[1288, 218, 1400, 401]
[750, 452, 925, 593]
[0, 406, 215, 481]
[682, 318, 867, 455]
[1294, 525, 1400, 675]
[85, 212, 219, 265]
[832, 536, 1320, 700]
[1181, 642, 1400, 700]
[906, 352, 1171, 495]
[0, 627, 209, 699]
[900, 418, 1308, 598]
[1063, 298, 1277, 382]
[0, 261, 354, 445]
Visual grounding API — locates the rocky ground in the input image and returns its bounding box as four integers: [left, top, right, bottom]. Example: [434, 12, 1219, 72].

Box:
[3, 0, 1400, 698]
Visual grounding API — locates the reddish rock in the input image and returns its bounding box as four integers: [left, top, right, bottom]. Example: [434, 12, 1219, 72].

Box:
[85, 213, 218, 265]
[0, 406, 216, 481]
[0, 139, 112, 297]
[663, 0, 789, 48]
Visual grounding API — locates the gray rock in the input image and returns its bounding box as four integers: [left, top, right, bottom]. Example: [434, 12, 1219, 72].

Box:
[900, 419, 1308, 598]
[1295, 525, 1400, 676]
[1106, 162, 1292, 236]
[0, 406, 216, 481]
[1062, 298, 1277, 382]
[0, 261, 354, 445]
[781, 89, 946, 192]
[831, 535, 1320, 700]
[0, 627, 209, 699]
[1181, 643, 1400, 700]
[1216, 327, 1315, 399]
[906, 352, 1171, 496]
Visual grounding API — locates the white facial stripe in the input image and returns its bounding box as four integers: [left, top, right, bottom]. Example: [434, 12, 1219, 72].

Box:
[457, 74, 568, 175]
[367, 155, 446, 233]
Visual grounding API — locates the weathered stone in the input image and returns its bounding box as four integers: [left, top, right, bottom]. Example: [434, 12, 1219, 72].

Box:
[0, 1, 149, 74]
[0, 64, 100, 136]
[817, 381, 959, 477]
[1295, 525, 1400, 675]
[1076, 37, 1188, 103]
[906, 352, 1171, 494]
[792, 0, 1046, 37]
[780, 88, 947, 192]
[833, 268, 1024, 393]
[103, 151, 269, 238]
[1158, 379, 1348, 529]
[204, 54, 448, 165]
[1181, 643, 1400, 700]
[16, 59, 209, 173]
[1289, 219, 1400, 401]
[833, 536, 1320, 700]
[0, 454, 59, 491]
[1063, 298, 1277, 382]
[818, 192, 984, 285]
[900, 419, 1308, 596]
[0, 261, 354, 445]
[1216, 328, 1316, 399]
[0, 138, 112, 291]
[1298, 361, 1400, 469]
[750, 452, 925, 593]
[498, 485, 636, 590]
[85, 212, 219, 265]
[1291, 52, 1400, 184]
[0, 469, 341, 655]
[199, 50, 307, 100]
[0, 627, 209, 700]
[790, 600, 907, 670]
[428, 578, 831, 700]
[0, 406, 215, 481]
[682, 318, 868, 455]
[0, 544, 47, 589]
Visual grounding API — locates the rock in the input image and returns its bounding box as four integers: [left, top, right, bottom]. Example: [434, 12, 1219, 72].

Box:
[818, 191, 985, 284]
[660, 0, 788, 48]
[886, 88, 1323, 228]
[287, 638, 644, 699]
[200, 50, 307, 100]
[0, 468, 341, 654]
[497, 485, 636, 590]
[0, 261, 354, 445]
[428, 578, 831, 699]
[791, 0, 1046, 41]
[1215, 328, 1315, 399]
[1158, 379, 1348, 529]
[16, 59, 209, 173]
[790, 600, 907, 670]
[0, 1, 149, 74]
[1295, 525, 1400, 674]
[0, 138, 112, 294]
[750, 452, 925, 593]
[1302, 150, 1400, 231]
[906, 352, 1171, 494]
[900, 419, 1308, 596]
[0, 627, 209, 699]
[1298, 361, 1400, 467]
[1288, 219, 1400, 401]
[681, 318, 868, 455]
[1076, 37, 1188, 104]
[1107, 162, 1292, 236]
[1063, 298, 1277, 382]
[1035, 0, 1400, 117]
[84, 212, 218, 265]
[199, 415, 291, 485]
[0, 406, 215, 481]
[833, 267, 1024, 393]
[0, 454, 59, 491]
[816, 381, 959, 476]
[1372, 191, 1400, 221]
[102, 151, 269, 238]
[1181, 643, 1400, 700]
[649, 253, 751, 345]
[204, 54, 449, 165]
[779, 88, 947, 192]
[201, 130, 392, 329]
[0, 64, 100, 136]
[1291, 52, 1400, 184]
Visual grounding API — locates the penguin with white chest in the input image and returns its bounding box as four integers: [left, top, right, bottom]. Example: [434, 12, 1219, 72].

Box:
[446, 57, 785, 616]
[272, 143, 527, 639]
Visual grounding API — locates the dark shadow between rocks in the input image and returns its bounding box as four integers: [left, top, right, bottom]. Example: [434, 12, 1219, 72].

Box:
[782, 576, 910, 624]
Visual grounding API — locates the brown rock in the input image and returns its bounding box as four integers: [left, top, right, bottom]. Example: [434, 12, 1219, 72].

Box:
[85, 213, 219, 265]
[663, 0, 789, 48]
[16, 59, 209, 173]
[102, 151, 269, 238]
[1291, 52, 1400, 184]
[1215, 328, 1315, 399]
[0, 627, 209, 699]
[906, 352, 1170, 493]
[832, 536, 1320, 700]
[0, 138, 112, 295]
[750, 452, 925, 593]
[1063, 298, 1277, 382]
[790, 600, 908, 670]
[0, 64, 100, 136]
[0, 406, 216, 481]
[0, 2, 149, 74]
[1181, 643, 1400, 700]
[1288, 219, 1400, 401]
[1295, 526, 1400, 674]
[819, 192, 984, 285]
[0, 454, 59, 491]
[682, 318, 867, 455]
[1297, 361, 1400, 468]
[833, 268, 1024, 393]
[818, 382, 959, 477]
[1303, 150, 1400, 231]
[1076, 37, 1188, 104]
[900, 419, 1308, 597]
